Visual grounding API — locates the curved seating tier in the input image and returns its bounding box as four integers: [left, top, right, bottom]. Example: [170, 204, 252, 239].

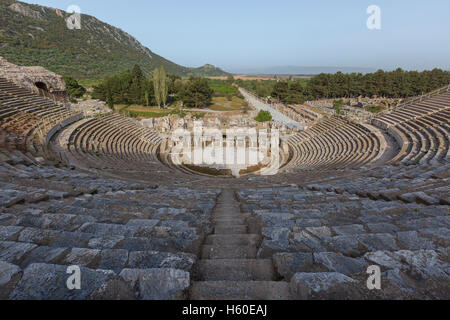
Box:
[0, 77, 80, 156]
[372, 88, 450, 165]
[65, 113, 163, 171]
[0, 152, 219, 300]
[284, 117, 384, 171]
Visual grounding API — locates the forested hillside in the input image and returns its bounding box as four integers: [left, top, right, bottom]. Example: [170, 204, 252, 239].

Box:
[0, 0, 228, 79]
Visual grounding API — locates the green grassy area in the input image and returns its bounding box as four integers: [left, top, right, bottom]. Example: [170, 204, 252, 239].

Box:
[78, 79, 102, 89]
[208, 96, 245, 111]
[364, 104, 387, 114]
[208, 79, 239, 96]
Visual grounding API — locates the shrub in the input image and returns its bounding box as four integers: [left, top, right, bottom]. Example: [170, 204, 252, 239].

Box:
[255, 110, 272, 122]
[64, 76, 86, 99]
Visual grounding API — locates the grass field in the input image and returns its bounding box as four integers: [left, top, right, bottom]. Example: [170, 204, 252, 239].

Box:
[78, 79, 102, 89]
[208, 96, 247, 111]
[208, 79, 239, 96]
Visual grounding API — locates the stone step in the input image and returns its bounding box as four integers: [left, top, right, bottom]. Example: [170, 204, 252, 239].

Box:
[214, 205, 239, 210]
[194, 259, 275, 281]
[205, 234, 261, 246]
[212, 212, 250, 218]
[212, 218, 247, 225]
[213, 215, 241, 219]
[201, 245, 257, 259]
[214, 225, 248, 234]
[189, 281, 291, 300]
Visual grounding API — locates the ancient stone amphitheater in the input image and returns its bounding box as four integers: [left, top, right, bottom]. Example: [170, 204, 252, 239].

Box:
[0, 61, 449, 300]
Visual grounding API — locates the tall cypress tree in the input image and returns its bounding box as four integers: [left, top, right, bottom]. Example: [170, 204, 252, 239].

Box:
[153, 68, 161, 108]
[160, 67, 168, 108]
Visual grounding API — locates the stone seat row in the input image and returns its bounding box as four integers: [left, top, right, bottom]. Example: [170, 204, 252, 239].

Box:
[0, 160, 219, 299]
[305, 162, 450, 206]
[66, 113, 163, 171]
[284, 117, 383, 171]
[374, 91, 450, 129]
[384, 110, 450, 165]
[237, 186, 448, 297]
[0, 77, 81, 156]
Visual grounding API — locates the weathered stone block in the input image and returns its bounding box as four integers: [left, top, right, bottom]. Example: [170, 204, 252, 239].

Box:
[119, 268, 190, 300]
[127, 251, 195, 271]
[10, 263, 115, 300]
[313, 252, 368, 275]
[290, 272, 356, 300]
[332, 224, 365, 235]
[0, 261, 22, 299]
[273, 253, 314, 280]
[396, 231, 435, 250]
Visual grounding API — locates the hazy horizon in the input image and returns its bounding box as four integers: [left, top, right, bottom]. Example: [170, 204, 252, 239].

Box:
[21, 0, 450, 73]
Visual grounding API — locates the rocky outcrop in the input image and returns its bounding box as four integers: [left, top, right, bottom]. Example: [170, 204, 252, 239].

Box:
[8, 2, 44, 20]
[0, 56, 68, 102]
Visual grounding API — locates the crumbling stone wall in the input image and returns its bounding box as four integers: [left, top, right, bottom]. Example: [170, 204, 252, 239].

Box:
[0, 56, 68, 102]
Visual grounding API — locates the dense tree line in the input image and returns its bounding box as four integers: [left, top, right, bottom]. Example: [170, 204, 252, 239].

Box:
[271, 81, 306, 104]
[303, 68, 450, 100]
[92, 65, 153, 108]
[239, 69, 450, 104]
[92, 65, 213, 109]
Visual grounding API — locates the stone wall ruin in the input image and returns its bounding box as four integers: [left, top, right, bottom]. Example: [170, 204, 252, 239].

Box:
[0, 56, 69, 102]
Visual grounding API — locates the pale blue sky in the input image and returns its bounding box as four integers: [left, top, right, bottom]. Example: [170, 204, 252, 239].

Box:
[22, 0, 450, 72]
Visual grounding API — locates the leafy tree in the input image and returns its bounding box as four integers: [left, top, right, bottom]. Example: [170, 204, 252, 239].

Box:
[144, 90, 150, 107]
[285, 81, 305, 104]
[151, 66, 169, 108]
[333, 99, 344, 115]
[181, 77, 214, 108]
[271, 81, 289, 102]
[106, 88, 114, 109]
[64, 76, 86, 100]
[168, 74, 182, 94]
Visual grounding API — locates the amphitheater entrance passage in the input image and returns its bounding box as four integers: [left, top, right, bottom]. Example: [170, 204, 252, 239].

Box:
[35, 81, 51, 99]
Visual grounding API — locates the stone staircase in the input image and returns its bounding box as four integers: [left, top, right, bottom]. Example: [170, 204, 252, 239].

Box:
[189, 189, 291, 300]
